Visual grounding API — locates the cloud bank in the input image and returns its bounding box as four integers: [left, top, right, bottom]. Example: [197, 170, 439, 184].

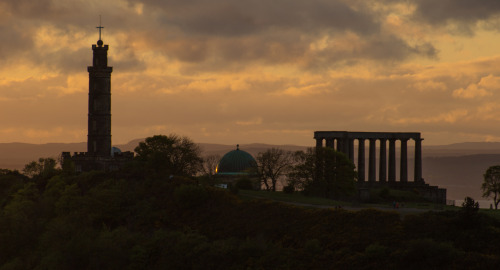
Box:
[0, 0, 500, 146]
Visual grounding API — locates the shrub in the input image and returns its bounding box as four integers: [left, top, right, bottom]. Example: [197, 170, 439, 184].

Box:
[283, 185, 295, 194]
[400, 239, 460, 269]
[235, 177, 254, 190]
[173, 185, 209, 209]
[379, 188, 390, 199]
[462, 196, 479, 212]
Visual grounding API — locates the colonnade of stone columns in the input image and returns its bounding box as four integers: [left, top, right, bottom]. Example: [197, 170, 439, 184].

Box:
[314, 131, 423, 183]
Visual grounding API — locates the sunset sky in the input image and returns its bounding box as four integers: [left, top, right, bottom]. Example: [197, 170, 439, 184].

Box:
[2, 0, 500, 146]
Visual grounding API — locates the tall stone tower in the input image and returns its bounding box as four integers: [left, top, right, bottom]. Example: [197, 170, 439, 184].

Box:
[87, 38, 112, 157]
[62, 24, 133, 173]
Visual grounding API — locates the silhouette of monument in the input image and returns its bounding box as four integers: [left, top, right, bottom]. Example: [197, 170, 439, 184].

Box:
[62, 23, 133, 172]
[314, 131, 446, 203]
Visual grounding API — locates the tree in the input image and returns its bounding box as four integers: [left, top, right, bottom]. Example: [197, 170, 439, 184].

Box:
[288, 147, 357, 199]
[287, 149, 316, 191]
[23, 158, 58, 179]
[482, 165, 500, 209]
[462, 196, 480, 211]
[134, 134, 203, 177]
[256, 148, 294, 191]
[460, 196, 480, 229]
[200, 154, 221, 178]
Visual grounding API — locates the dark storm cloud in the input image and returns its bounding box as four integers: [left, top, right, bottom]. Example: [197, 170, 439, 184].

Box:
[0, 0, 54, 18]
[0, 0, 442, 72]
[125, 0, 438, 71]
[134, 0, 380, 36]
[0, 25, 34, 60]
[1, 0, 93, 26]
[0, 0, 147, 74]
[31, 48, 89, 73]
[170, 1, 379, 37]
[412, 0, 500, 28]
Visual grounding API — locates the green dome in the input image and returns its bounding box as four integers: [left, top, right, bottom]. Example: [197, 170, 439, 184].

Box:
[216, 145, 257, 175]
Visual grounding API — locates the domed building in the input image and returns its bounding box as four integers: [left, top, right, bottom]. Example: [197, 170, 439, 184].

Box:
[215, 145, 259, 189]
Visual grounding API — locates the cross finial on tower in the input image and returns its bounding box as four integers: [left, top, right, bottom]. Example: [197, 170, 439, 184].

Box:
[96, 15, 104, 42]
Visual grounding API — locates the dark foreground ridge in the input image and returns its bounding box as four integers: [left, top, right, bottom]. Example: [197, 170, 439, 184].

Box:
[0, 168, 499, 269]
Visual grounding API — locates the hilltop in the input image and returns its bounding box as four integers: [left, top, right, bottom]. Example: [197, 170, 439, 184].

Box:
[1, 140, 500, 200]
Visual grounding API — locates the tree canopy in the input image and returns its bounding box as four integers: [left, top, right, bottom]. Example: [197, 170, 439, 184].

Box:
[0, 157, 499, 269]
[288, 147, 357, 199]
[23, 157, 58, 179]
[134, 134, 203, 177]
[482, 165, 500, 209]
[0, 152, 499, 268]
[256, 148, 294, 191]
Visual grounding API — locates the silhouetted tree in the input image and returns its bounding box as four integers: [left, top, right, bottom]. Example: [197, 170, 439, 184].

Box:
[201, 154, 221, 178]
[287, 149, 316, 191]
[256, 148, 294, 191]
[0, 169, 27, 207]
[462, 196, 480, 211]
[288, 147, 357, 199]
[23, 158, 58, 179]
[134, 134, 203, 177]
[460, 196, 480, 229]
[23, 158, 60, 190]
[482, 165, 500, 209]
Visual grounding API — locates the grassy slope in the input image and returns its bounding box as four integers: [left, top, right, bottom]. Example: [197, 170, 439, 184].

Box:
[238, 189, 490, 213]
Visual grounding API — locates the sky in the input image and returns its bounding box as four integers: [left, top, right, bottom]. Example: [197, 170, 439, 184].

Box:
[2, 0, 500, 147]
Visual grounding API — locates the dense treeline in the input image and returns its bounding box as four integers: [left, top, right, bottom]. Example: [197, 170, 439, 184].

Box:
[1, 165, 500, 269]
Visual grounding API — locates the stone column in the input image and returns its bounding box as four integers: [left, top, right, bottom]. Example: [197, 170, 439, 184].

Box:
[343, 138, 349, 155]
[337, 138, 344, 154]
[316, 138, 323, 148]
[368, 138, 377, 182]
[315, 138, 324, 182]
[348, 139, 355, 162]
[400, 138, 408, 182]
[379, 139, 387, 183]
[325, 138, 334, 149]
[324, 138, 334, 182]
[388, 139, 396, 182]
[358, 139, 365, 182]
[414, 138, 423, 183]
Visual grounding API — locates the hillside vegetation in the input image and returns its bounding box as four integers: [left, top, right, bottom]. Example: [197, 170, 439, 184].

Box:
[1, 166, 500, 269]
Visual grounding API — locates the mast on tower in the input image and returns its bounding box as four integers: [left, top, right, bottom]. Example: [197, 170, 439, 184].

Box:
[96, 15, 104, 41]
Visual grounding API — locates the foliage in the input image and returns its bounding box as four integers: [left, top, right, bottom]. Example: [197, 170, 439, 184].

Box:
[174, 185, 209, 209]
[288, 147, 357, 199]
[23, 157, 59, 180]
[134, 134, 203, 177]
[282, 185, 295, 194]
[462, 196, 480, 211]
[0, 169, 26, 206]
[255, 148, 294, 191]
[200, 154, 221, 178]
[401, 239, 460, 269]
[368, 187, 430, 204]
[482, 165, 500, 210]
[460, 196, 481, 229]
[0, 155, 500, 269]
[234, 177, 254, 190]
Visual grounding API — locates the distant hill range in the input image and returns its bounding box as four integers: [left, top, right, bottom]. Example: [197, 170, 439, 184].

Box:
[1, 139, 500, 201]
